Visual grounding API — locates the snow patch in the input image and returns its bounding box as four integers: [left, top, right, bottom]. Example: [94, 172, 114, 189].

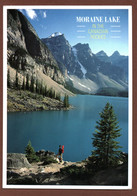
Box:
[72, 47, 87, 78]
[49, 32, 62, 38]
[67, 75, 74, 81]
[78, 82, 91, 91]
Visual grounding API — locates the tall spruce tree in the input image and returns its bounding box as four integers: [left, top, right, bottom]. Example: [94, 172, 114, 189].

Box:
[22, 77, 26, 90]
[7, 69, 11, 88]
[56, 92, 61, 101]
[91, 102, 122, 168]
[26, 74, 29, 91]
[36, 79, 39, 94]
[30, 75, 35, 93]
[63, 94, 69, 108]
[15, 70, 19, 89]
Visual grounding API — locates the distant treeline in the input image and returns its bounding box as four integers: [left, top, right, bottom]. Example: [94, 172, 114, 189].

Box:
[96, 87, 128, 97]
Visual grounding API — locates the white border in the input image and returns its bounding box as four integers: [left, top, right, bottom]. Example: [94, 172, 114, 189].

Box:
[3, 5, 132, 190]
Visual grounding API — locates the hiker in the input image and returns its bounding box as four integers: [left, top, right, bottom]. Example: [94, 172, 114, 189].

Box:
[57, 145, 63, 162]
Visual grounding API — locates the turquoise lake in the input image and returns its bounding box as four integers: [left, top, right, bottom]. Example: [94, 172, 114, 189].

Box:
[7, 95, 128, 162]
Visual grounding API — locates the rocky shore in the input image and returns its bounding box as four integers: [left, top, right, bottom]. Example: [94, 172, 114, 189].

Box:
[7, 88, 73, 112]
[7, 151, 128, 186]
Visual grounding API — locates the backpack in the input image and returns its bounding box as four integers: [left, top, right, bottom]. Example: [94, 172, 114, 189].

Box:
[62, 145, 64, 153]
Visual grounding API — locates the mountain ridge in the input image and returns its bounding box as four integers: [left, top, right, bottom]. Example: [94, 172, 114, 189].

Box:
[42, 33, 128, 94]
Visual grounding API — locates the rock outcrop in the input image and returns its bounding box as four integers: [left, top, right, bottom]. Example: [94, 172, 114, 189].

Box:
[7, 152, 128, 186]
[7, 153, 31, 169]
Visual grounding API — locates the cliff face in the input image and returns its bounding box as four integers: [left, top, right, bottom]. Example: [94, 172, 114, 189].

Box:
[7, 9, 65, 88]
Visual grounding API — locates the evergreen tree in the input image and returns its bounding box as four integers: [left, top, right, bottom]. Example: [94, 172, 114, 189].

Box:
[15, 70, 19, 89]
[40, 81, 44, 95]
[30, 75, 35, 93]
[44, 85, 48, 97]
[91, 102, 122, 168]
[53, 90, 56, 99]
[22, 77, 26, 90]
[66, 95, 69, 107]
[48, 88, 53, 98]
[25, 141, 39, 163]
[26, 74, 30, 91]
[63, 94, 69, 108]
[36, 79, 39, 94]
[7, 69, 11, 88]
[56, 92, 61, 101]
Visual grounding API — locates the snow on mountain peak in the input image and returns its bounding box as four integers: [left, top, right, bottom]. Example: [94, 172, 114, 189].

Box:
[49, 32, 63, 38]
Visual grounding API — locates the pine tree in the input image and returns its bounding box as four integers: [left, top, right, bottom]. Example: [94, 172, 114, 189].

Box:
[30, 75, 35, 93]
[26, 74, 29, 91]
[25, 141, 39, 163]
[40, 81, 44, 95]
[91, 102, 122, 168]
[56, 92, 61, 101]
[22, 77, 26, 90]
[48, 88, 53, 98]
[63, 94, 69, 108]
[36, 79, 39, 94]
[15, 70, 19, 89]
[7, 69, 11, 88]
[66, 95, 69, 107]
[53, 90, 56, 99]
[44, 85, 48, 97]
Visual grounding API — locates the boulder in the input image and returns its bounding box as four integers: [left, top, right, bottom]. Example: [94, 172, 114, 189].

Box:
[7, 153, 31, 168]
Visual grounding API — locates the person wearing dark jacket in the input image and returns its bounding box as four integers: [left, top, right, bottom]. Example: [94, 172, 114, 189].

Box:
[57, 145, 63, 162]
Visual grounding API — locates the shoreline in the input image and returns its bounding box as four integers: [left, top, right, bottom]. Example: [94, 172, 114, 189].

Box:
[7, 88, 73, 112]
[7, 152, 128, 186]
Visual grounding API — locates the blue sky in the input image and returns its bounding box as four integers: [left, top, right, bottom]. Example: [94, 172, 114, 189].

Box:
[19, 8, 129, 56]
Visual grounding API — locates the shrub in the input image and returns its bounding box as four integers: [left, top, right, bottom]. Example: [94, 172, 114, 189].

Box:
[42, 156, 58, 165]
[60, 165, 86, 179]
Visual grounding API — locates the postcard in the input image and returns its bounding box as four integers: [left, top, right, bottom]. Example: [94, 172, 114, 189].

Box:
[3, 5, 132, 190]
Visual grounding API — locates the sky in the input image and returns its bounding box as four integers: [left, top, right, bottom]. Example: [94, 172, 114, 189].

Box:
[18, 8, 129, 56]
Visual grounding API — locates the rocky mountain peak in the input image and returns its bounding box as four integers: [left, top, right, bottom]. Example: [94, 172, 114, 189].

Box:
[111, 50, 120, 57]
[48, 32, 63, 38]
[96, 50, 108, 57]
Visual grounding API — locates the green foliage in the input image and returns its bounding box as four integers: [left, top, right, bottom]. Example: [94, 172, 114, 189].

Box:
[30, 75, 35, 93]
[64, 81, 85, 94]
[44, 85, 48, 97]
[15, 70, 19, 89]
[25, 141, 40, 163]
[7, 69, 11, 88]
[90, 102, 122, 169]
[42, 156, 58, 165]
[56, 92, 61, 101]
[26, 74, 30, 91]
[15, 48, 28, 56]
[60, 165, 86, 179]
[96, 87, 128, 97]
[22, 77, 26, 90]
[63, 94, 69, 108]
[35, 79, 40, 94]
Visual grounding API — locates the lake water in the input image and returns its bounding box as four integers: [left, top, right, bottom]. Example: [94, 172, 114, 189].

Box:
[7, 95, 128, 162]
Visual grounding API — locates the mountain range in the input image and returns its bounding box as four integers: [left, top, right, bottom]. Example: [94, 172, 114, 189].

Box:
[42, 34, 128, 94]
[7, 9, 128, 96]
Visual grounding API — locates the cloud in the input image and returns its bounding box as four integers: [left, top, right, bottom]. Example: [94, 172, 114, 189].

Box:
[43, 11, 47, 18]
[25, 9, 37, 20]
